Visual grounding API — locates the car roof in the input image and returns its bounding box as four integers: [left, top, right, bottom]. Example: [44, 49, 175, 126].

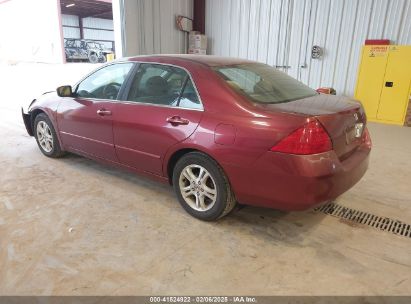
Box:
[123, 54, 254, 67]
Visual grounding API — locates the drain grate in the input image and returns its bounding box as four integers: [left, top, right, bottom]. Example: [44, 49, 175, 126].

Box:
[314, 202, 411, 239]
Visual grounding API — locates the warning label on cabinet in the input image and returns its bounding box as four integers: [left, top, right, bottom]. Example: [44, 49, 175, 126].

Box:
[369, 46, 388, 57]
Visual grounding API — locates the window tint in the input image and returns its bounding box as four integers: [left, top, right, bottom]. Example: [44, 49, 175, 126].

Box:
[76, 63, 133, 100]
[213, 63, 317, 104]
[175, 78, 202, 109]
[127, 63, 202, 109]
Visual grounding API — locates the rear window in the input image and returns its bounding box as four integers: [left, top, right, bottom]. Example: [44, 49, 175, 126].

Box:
[213, 63, 317, 104]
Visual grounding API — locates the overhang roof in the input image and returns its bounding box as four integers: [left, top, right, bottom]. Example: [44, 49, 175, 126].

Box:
[60, 0, 112, 19]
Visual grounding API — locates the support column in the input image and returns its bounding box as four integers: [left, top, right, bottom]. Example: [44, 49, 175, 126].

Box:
[79, 16, 84, 39]
[193, 0, 205, 34]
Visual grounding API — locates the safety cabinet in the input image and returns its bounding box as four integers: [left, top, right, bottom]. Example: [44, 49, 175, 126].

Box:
[355, 45, 411, 125]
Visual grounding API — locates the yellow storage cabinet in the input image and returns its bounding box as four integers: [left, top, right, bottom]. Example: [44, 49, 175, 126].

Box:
[355, 45, 411, 125]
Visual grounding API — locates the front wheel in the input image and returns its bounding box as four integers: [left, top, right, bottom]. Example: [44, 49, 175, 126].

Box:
[33, 113, 65, 158]
[172, 152, 236, 221]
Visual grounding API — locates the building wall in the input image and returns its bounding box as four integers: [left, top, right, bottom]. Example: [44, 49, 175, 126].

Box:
[62, 15, 80, 39]
[114, 0, 193, 58]
[62, 14, 115, 50]
[205, 0, 411, 97]
[83, 17, 114, 50]
[0, 0, 64, 63]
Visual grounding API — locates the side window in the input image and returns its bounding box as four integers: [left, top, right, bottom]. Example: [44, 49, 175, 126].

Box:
[76, 63, 133, 100]
[177, 78, 202, 109]
[127, 63, 202, 109]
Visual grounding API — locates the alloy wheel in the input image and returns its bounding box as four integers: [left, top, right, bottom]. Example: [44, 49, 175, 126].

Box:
[179, 164, 217, 212]
[36, 121, 53, 153]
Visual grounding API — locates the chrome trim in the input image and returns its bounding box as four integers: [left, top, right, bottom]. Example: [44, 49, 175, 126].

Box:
[114, 100, 204, 112]
[116, 144, 161, 159]
[60, 131, 114, 147]
[63, 98, 203, 112]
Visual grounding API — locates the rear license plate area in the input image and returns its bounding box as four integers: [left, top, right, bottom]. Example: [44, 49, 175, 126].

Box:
[345, 123, 363, 144]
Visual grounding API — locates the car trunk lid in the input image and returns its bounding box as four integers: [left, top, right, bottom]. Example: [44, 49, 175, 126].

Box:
[255, 94, 366, 158]
[315, 105, 366, 159]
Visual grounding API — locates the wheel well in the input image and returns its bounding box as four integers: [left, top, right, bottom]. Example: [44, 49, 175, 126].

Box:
[167, 148, 199, 184]
[30, 109, 46, 131]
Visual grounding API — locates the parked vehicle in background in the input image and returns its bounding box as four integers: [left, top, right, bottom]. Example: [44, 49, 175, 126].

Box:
[21, 55, 372, 221]
[64, 39, 114, 63]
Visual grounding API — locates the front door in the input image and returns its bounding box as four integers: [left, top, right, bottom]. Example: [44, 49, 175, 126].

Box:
[113, 63, 203, 176]
[57, 63, 134, 161]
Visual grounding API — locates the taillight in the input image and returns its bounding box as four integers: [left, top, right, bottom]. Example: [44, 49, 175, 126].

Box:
[270, 119, 332, 155]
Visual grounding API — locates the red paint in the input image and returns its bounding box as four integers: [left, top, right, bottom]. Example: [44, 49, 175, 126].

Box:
[24, 55, 371, 211]
[57, 97, 118, 161]
[365, 39, 390, 45]
[214, 124, 236, 145]
[316, 87, 336, 94]
[112, 103, 202, 175]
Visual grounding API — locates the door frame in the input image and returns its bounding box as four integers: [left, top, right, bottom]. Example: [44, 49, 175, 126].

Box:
[117, 61, 205, 111]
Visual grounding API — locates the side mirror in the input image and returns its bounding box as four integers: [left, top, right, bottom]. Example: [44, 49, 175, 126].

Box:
[56, 85, 73, 97]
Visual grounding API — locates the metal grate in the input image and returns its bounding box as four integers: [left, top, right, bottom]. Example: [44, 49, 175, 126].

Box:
[314, 202, 411, 239]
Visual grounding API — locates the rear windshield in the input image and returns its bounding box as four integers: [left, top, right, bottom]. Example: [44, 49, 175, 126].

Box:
[213, 63, 317, 104]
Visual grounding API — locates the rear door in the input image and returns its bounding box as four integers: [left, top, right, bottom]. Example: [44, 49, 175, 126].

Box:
[57, 62, 134, 161]
[113, 63, 203, 176]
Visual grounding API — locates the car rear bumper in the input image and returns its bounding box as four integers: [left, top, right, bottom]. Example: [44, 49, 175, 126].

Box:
[21, 108, 33, 136]
[225, 143, 371, 211]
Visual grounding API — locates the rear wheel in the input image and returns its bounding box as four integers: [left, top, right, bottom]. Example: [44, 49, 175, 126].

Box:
[172, 152, 236, 221]
[34, 113, 65, 158]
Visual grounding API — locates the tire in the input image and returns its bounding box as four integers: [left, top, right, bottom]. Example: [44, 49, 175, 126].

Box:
[33, 113, 65, 158]
[172, 152, 236, 221]
[88, 53, 99, 64]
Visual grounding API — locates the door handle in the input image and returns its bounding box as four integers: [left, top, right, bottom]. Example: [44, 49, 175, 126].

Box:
[166, 116, 189, 126]
[97, 109, 112, 116]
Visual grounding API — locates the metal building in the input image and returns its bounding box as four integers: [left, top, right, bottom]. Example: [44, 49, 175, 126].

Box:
[113, 0, 193, 57]
[62, 14, 115, 50]
[205, 0, 411, 96]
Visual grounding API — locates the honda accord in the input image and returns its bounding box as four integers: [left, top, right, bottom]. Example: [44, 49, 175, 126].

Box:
[22, 55, 371, 220]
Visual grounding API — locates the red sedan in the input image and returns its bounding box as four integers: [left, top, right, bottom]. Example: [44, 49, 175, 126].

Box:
[22, 55, 371, 221]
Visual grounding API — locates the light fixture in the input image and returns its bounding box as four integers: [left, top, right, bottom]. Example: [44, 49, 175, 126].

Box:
[65, 3, 75, 7]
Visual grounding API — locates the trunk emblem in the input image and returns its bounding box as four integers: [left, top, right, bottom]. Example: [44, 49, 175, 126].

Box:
[353, 113, 359, 121]
[354, 123, 364, 138]
[345, 123, 364, 144]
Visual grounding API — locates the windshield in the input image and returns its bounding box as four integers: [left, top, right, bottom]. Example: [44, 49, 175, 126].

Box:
[213, 63, 317, 104]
